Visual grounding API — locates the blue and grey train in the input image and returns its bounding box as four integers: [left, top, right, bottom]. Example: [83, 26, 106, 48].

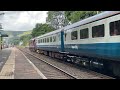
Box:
[29, 11, 120, 77]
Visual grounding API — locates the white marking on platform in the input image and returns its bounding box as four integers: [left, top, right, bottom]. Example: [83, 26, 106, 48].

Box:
[19, 49, 47, 79]
[0, 62, 3, 67]
[0, 48, 15, 79]
[2, 57, 6, 59]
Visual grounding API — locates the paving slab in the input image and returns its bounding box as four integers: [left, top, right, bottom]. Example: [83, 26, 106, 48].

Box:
[0, 47, 45, 79]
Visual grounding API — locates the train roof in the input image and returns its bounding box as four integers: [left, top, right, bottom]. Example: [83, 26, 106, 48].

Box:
[30, 37, 37, 40]
[36, 27, 64, 38]
[33, 11, 120, 39]
[64, 11, 120, 30]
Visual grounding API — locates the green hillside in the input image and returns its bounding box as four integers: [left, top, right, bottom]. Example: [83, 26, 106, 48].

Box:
[0, 30, 32, 46]
[5, 31, 32, 37]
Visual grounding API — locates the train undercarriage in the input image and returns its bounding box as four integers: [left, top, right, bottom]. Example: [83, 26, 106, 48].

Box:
[30, 48, 120, 78]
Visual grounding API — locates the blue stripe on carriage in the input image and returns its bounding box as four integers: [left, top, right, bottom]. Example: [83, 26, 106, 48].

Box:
[64, 43, 120, 59]
[36, 43, 120, 60]
[36, 45, 61, 52]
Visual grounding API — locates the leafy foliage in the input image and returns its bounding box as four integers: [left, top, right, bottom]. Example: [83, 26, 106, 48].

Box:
[0, 30, 33, 46]
[20, 34, 32, 46]
[46, 11, 69, 29]
[18, 30, 32, 37]
[31, 23, 55, 37]
[64, 11, 74, 22]
[65, 11, 103, 23]
[4, 31, 27, 37]
[8, 37, 20, 45]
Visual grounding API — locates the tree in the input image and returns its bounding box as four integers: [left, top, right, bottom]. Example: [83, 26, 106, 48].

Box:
[64, 11, 74, 23]
[46, 11, 69, 29]
[9, 37, 20, 45]
[20, 34, 32, 46]
[31, 23, 55, 37]
[65, 11, 103, 23]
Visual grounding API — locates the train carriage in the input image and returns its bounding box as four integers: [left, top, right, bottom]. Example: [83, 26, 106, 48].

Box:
[63, 11, 120, 61]
[29, 11, 120, 77]
[34, 28, 65, 58]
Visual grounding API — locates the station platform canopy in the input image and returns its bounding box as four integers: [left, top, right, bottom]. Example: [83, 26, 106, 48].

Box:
[0, 31, 8, 37]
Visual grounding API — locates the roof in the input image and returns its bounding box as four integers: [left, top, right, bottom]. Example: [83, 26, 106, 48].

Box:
[36, 27, 64, 39]
[32, 11, 120, 39]
[64, 11, 120, 30]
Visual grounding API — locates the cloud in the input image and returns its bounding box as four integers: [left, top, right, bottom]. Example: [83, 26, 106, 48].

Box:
[0, 11, 48, 31]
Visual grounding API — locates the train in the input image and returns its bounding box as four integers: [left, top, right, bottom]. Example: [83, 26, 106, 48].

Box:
[29, 11, 120, 77]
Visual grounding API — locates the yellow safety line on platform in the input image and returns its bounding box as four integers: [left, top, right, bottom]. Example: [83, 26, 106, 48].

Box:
[0, 48, 15, 79]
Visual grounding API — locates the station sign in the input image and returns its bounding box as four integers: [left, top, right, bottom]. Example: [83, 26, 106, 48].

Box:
[1, 34, 8, 37]
[0, 32, 8, 37]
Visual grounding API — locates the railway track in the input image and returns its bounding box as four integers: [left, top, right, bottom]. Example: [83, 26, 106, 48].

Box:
[18, 47, 114, 79]
[18, 48, 78, 79]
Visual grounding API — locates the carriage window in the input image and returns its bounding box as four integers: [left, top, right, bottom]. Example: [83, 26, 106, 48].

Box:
[41, 39, 42, 43]
[58, 33, 61, 41]
[110, 20, 120, 36]
[71, 31, 78, 40]
[54, 36, 56, 42]
[50, 37, 52, 42]
[44, 38, 45, 43]
[64, 33, 67, 41]
[80, 28, 89, 39]
[43, 39, 44, 43]
[53, 36, 56, 42]
[47, 38, 49, 42]
[92, 24, 104, 38]
[38, 39, 40, 43]
[45, 38, 46, 43]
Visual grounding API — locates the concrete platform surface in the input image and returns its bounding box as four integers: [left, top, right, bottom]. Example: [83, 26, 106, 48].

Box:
[0, 47, 47, 79]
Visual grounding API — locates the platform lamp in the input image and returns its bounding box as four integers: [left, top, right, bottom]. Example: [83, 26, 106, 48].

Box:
[0, 33, 1, 50]
[0, 25, 2, 50]
[0, 27, 8, 50]
[0, 33, 2, 50]
[0, 12, 5, 50]
[0, 34, 8, 50]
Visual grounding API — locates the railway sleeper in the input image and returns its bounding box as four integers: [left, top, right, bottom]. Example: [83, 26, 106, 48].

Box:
[35, 50, 105, 71]
[29, 48, 120, 78]
[31, 49, 120, 77]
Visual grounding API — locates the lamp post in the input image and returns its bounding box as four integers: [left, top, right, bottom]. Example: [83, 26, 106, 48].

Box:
[0, 23, 3, 50]
[0, 32, 8, 50]
[0, 32, 2, 50]
[0, 12, 4, 50]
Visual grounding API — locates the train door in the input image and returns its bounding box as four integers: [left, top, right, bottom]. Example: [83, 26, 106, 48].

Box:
[61, 30, 64, 52]
[57, 30, 64, 52]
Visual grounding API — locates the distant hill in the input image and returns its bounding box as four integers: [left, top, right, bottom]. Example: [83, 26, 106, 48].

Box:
[0, 30, 32, 37]
[0, 30, 32, 45]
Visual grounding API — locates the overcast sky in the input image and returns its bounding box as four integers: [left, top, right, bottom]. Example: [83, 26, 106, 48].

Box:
[0, 11, 48, 31]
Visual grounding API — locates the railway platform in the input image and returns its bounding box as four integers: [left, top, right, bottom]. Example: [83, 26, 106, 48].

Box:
[0, 47, 47, 79]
